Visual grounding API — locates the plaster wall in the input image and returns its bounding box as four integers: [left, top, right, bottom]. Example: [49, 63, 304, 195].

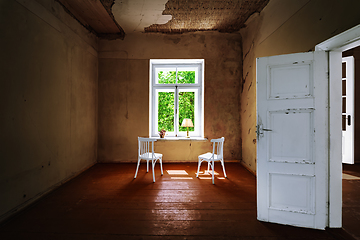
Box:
[0, 0, 98, 219]
[98, 32, 242, 162]
[240, 0, 360, 173]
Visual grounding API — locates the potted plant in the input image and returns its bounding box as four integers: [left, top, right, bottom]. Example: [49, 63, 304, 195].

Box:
[159, 129, 166, 138]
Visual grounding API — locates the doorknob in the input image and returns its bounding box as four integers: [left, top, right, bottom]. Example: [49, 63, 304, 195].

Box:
[348, 115, 351, 126]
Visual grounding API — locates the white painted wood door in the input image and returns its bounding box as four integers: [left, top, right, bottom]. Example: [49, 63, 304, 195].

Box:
[256, 51, 329, 229]
[342, 56, 354, 164]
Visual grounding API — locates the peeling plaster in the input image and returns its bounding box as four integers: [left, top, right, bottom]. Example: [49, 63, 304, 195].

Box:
[112, 0, 172, 33]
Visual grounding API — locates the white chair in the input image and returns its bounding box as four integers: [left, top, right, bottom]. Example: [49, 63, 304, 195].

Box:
[196, 137, 226, 184]
[134, 137, 163, 182]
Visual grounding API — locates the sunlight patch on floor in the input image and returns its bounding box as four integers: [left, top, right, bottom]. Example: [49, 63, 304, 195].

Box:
[197, 170, 220, 175]
[171, 177, 193, 180]
[167, 170, 193, 180]
[199, 177, 212, 180]
[197, 170, 225, 181]
[167, 170, 189, 175]
[343, 173, 360, 180]
[166, 170, 225, 181]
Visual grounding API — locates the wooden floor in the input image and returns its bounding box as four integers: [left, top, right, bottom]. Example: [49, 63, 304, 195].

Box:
[0, 162, 358, 240]
[342, 163, 360, 240]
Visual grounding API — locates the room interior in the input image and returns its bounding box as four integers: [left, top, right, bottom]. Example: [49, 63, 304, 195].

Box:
[1, 0, 360, 238]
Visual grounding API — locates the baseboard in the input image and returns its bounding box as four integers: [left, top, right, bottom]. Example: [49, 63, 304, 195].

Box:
[98, 159, 241, 163]
[240, 160, 256, 176]
[0, 162, 96, 224]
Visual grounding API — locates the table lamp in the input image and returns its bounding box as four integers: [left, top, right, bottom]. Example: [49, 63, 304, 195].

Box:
[181, 118, 193, 138]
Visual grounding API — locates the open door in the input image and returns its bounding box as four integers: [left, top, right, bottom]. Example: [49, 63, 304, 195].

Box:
[256, 51, 329, 229]
[342, 56, 355, 164]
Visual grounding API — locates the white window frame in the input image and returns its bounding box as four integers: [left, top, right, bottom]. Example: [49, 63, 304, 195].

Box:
[149, 59, 204, 138]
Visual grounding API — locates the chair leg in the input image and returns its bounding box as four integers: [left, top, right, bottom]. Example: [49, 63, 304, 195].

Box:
[212, 160, 215, 184]
[207, 161, 210, 173]
[134, 158, 141, 179]
[159, 157, 163, 176]
[221, 159, 227, 178]
[146, 160, 149, 172]
[152, 159, 156, 183]
[196, 158, 202, 178]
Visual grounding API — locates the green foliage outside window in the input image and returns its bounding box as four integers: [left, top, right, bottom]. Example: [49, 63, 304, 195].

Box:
[179, 92, 194, 132]
[158, 70, 195, 132]
[158, 92, 174, 132]
[158, 70, 195, 84]
[177, 71, 195, 84]
[158, 71, 176, 84]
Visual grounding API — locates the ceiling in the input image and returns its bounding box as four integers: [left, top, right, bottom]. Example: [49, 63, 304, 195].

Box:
[56, 0, 269, 39]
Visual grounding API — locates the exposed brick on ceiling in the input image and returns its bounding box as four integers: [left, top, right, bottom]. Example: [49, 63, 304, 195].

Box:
[144, 0, 269, 33]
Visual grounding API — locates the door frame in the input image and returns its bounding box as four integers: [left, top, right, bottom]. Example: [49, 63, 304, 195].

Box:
[342, 56, 355, 165]
[315, 24, 360, 228]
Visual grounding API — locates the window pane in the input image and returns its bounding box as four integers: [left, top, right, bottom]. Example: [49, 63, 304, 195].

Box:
[157, 69, 176, 84]
[177, 71, 196, 84]
[158, 92, 174, 132]
[179, 92, 195, 132]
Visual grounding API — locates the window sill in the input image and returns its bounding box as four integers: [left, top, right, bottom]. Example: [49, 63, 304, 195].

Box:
[152, 137, 208, 141]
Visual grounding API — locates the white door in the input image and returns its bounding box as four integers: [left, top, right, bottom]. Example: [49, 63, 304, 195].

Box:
[256, 51, 329, 229]
[342, 56, 355, 164]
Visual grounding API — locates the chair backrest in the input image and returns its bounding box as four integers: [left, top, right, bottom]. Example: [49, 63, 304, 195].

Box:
[138, 137, 157, 158]
[211, 137, 225, 159]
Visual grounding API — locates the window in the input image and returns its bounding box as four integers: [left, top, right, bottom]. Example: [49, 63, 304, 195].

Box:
[150, 59, 204, 138]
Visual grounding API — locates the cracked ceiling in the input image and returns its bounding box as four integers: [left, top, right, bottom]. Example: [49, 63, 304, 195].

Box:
[57, 0, 269, 39]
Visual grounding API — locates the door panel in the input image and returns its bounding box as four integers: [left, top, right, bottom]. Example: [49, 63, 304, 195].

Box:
[269, 173, 314, 213]
[256, 51, 328, 230]
[269, 110, 313, 163]
[269, 63, 313, 99]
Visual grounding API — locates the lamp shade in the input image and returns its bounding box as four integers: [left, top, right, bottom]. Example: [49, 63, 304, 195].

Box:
[181, 118, 194, 127]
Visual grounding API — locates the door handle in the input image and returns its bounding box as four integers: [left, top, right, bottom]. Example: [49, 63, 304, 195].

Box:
[348, 115, 351, 126]
[256, 124, 272, 139]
